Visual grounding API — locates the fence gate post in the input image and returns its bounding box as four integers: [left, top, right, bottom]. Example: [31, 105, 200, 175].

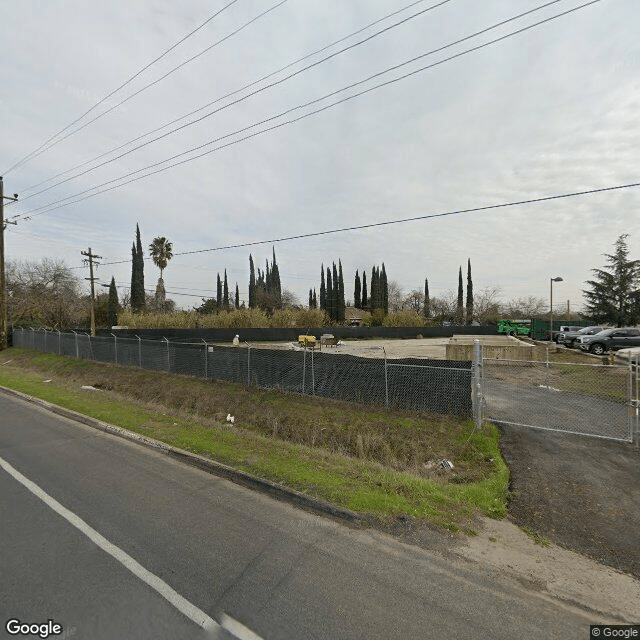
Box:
[383, 347, 389, 408]
[202, 339, 208, 380]
[473, 339, 483, 429]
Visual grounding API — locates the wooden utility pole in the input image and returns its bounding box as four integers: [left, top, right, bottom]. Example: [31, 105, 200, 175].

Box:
[0, 177, 18, 350]
[81, 248, 102, 337]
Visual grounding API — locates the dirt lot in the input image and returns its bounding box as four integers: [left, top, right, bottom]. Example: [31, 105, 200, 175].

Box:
[499, 423, 640, 579]
[248, 335, 520, 359]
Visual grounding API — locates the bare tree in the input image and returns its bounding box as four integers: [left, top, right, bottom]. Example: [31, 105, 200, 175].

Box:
[387, 280, 404, 312]
[472, 286, 502, 323]
[6, 259, 86, 329]
[402, 289, 424, 313]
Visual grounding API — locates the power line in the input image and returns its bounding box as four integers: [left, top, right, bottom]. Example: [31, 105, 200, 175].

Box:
[20, 0, 438, 195]
[2, 0, 241, 177]
[4, 0, 287, 176]
[11, 0, 593, 222]
[17, 0, 453, 202]
[78, 181, 640, 268]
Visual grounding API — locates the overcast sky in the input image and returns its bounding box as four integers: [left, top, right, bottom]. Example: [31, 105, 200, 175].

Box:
[1, 0, 638, 313]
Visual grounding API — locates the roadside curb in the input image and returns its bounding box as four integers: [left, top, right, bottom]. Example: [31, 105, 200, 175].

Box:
[0, 385, 365, 526]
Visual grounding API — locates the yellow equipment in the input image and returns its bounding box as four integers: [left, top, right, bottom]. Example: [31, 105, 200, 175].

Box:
[298, 335, 316, 348]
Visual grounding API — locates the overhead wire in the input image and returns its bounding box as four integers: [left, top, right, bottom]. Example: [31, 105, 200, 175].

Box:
[20, 0, 439, 195]
[2, 0, 241, 176]
[10, 0, 595, 222]
[17, 0, 454, 201]
[72, 181, 640, 268]
[3, 0, 288, 176]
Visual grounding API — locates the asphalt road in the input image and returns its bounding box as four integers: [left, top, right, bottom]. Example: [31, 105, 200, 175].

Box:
[0, 393, 597, 640]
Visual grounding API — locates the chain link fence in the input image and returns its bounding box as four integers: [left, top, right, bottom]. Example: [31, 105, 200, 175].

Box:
[13, 328, 473, 417]
[481, 349, 638, 443]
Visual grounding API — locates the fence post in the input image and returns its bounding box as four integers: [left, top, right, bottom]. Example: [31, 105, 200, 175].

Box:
[43, 328, 47, 352]
[86, 332, 94, 361]
[135, 335, 142, 368]
[30, 327, 35, 349]
[163, 337, 170, 371]
[72, 330, 78, 358]
[246, 343, 251, 385]
[473, 339, 483, 430]
[202, 339, 208, 379]
[302, 347, 306, 393]
[110, 333, 117, 365]
[383, 347, 389, 408]
[311, 346, 315, 395]
[58, 330, 61, 355]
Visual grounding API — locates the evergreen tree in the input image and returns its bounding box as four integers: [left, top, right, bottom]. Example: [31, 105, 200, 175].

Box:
[309, 289, 313, 308]
[370, 267, 378, 310]
[333, 264, 340, 321]
[235, 283, 240, 309]
[312, 288, 317, 309]
[583, 234, 640, 326]
[326, 267, 334, 322]
[381, 263, 388, 314]
[249, 254, 256, 309]
[271, 247, 282, 306]
[223, 269, 229, 309]
[424, 277, 430, 319]
[362, 271, 368, 309]
[130, 224, 146, 311]
[338, 260, 345, 322]
[354, 270, 361, 309]
[107, 277, 119, 328]
[320, 264, 326, 310]
[457, 266, 464, 322]
[466, 258, 474, 323]
[216, 273, 222, 312]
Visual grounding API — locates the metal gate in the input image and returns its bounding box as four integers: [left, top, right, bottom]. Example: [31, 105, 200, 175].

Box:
[480, 352, 639, 443]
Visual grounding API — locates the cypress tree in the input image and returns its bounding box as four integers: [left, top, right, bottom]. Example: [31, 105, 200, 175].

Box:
[326, 267, 333, 322]
[223, 269, 229, 309]
[309, 289, 313, 308]
[107, 277, 119, 327]
[338, 260, 345, 322]
[312, 288, 317, 309]
[332, 263, 339, 322]
[457, 266, 464, 322]
[130, 224, 146, 311]
[381, 263, 388, 314]
[466, 258, 473, 323]
[249, 254, 256, 309]
[320, 264, 326, 310]
[235, 283, 240, 308]
[370, 267, 378, 311]
[362, 271, 368, 310]
[216, 273, 222, 312]
[354, 270, 361, 309]
[424, 277, 430, 318]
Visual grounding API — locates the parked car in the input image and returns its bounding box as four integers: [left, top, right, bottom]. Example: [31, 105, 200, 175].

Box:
[576, 327, 640, 355]
[557, 326, 607, 348]
[550, 325, 584, 342]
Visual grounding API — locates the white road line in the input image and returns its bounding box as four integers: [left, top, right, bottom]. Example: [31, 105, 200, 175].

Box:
[0, 454, 220, 635]
[220, 613, 265, 640]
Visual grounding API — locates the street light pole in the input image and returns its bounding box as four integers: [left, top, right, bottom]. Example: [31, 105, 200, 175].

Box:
[550, 276, 563, 339]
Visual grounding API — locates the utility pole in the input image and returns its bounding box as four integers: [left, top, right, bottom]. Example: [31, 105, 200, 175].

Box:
[81, 248, 102, 337]
[0, 177, 18, 350]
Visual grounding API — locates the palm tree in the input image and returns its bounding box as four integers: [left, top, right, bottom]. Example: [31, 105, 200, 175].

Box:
[149, 237, 173, 280]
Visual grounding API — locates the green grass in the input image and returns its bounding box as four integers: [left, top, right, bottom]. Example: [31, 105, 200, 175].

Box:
[0, 348, 510, 531]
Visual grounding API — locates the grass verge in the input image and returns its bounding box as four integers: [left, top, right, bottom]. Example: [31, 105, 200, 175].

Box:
[0, 348, 508, 532]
